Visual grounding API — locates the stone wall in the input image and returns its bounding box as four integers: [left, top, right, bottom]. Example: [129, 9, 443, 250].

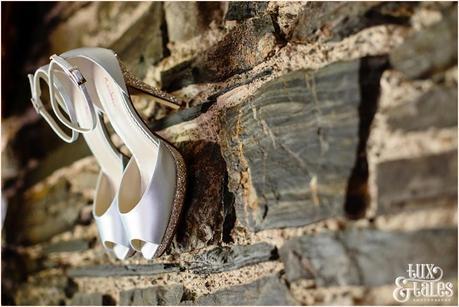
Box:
[1, 1, 457, 305]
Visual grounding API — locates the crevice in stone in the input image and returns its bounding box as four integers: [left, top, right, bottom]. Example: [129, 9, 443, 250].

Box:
[222, 173, 236, 244]
[148, 99, 214, 131]
[64, 278, 78, 299]
[150, 67, 272, 131]
[1, 247, 29, 303]
[261, 203, 269, 220]
[102, 294, 116, 306]
[181, 287, 196, 303]
[364, 3, 413, 27]
[205, 67, 273, 102]
[269, 246, 279, 261]
[0, 292, 15, 306]
[3, 194, 25, 245]
[160, 2, 171, 59]
[10, 120, 65, 173]
[269, 8, 288, 47]
[344, 56, 389, 219]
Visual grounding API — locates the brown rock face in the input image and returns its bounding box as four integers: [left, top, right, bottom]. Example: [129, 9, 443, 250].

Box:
[164, 2, 223, 43]
[171, 141, 234, 252]
[160, 15, 277, 91]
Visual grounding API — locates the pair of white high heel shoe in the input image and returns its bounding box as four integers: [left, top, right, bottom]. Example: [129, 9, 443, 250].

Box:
[28, 48, 186, 260]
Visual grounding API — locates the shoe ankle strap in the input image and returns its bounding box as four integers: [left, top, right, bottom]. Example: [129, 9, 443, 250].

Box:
[48, 54, 97, 134]
[28, 69, 79, 143]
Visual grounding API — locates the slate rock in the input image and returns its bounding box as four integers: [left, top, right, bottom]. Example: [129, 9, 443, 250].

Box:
[377, 150, 457, 212]
[67, 263, 180, 278]
[14, 274, 76, 306]
[149, 101, 214, 131]
[5, 177, 87, 245]
[49, 2, 155, 54]
[189, 242, 277, 274]
[43, 239, 91, 254]
[70, 293, 104, 306]
[219, 57, 388, 231]
[279, 228, 458, 287]
[386, 86, 457, 131]
[111, 2, 165, 78]
[292, 2, 415, 43]
[195, 274, 297, 305]
[69, 171, 99, 192]
[161, 15, 276, 91]
[390, 8, 458, 79]
[120, 284, 184, 306]
[225, 2, 269, 21]
[24, 137, 92, 189]
[165, 2, 223, 43]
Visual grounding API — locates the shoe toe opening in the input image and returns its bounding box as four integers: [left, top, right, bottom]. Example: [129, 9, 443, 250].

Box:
[131, 239, 159, 259]
[104, 241, 133, 260]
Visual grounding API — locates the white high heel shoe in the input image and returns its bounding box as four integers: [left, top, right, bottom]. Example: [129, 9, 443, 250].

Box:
[55, 47, 187, 259]
[29, 62, 135, 260]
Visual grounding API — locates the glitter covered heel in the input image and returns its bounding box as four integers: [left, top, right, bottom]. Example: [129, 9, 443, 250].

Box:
[120, 61, 183, 110]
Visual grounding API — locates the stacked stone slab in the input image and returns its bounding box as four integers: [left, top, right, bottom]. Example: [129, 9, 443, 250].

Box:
[2, 2, 457, 305]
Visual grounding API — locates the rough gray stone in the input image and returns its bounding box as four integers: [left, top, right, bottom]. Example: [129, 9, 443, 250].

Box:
[377, 150, 457, 212]
[292, 2, 415, 43]
[43, 239, 91, 254]
[161, 15, 276, 91]
[165, 2, 223, 43]
[67, 263, 180, 278]
[24, 137, 91, 189]
[70, 293, 104, 306]
[148, 102, 213, 131]
[225, 2, 268, 21]
[120, 284, 184, 306]
[220, 57, 388, 231]
[279, 228, 458, 287]
[69, 171, 99, 192]
[14, 274, 76, 306]
[111, 2, 165, 78]
[189, 242, 277, 274]
[195, 274, 297, 305]
[6, 178, 87, 245]
[390, 8, 458, 79]
[386, 86, 457, 132]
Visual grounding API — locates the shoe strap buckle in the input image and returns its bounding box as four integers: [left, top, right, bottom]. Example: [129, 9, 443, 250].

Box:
[49, 54, 86, 86]
[68, 67, 86, 86]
